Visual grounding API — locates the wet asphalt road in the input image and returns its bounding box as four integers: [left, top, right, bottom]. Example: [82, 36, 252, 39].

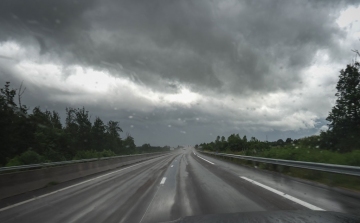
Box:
[0, 147, 359, 222]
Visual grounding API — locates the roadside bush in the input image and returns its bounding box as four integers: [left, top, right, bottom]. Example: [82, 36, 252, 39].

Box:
[5, 156, 22, 167]
[343, 150, 360, 166]
[237, 146, 360, 167]
[43, 149, 66, 162]
[73, 150, 117, 160]
[6, 150, 44, 166]
[73, 150, 99, 160]
[99, 150, 117, 157]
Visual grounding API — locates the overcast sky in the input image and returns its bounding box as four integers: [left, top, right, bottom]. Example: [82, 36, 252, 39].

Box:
[0, 0, 360, 146]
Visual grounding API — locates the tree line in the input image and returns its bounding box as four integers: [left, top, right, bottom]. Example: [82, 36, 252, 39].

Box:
[0, 82, 168, 167]
[197, 60, 360, 155]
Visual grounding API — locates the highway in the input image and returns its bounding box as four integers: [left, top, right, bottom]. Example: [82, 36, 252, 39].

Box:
[0, 147, 360, 222]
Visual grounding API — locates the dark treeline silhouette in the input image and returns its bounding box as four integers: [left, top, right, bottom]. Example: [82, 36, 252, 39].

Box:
[0, 82, 168, 167]
[196, 134, 324, 154]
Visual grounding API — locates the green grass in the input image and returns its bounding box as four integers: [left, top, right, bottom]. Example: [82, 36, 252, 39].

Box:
[5, 149, 118, 167]
[206, 148, 360, 191]
[234, 146, 360, 166]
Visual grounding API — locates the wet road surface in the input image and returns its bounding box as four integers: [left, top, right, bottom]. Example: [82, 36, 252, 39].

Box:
[0, 147, 359, 222]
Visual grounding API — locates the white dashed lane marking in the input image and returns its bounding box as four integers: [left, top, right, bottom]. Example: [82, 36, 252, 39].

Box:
[240, 176, 325, 211]
[160, 177, 166, 185]
[196, 155, 215, 165]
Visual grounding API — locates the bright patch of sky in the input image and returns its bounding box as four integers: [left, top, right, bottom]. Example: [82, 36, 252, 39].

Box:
[1, 1, 360, 145]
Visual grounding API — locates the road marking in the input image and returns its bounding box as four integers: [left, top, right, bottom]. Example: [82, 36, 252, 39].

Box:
[240, 177, 325, 211]
[0, 156, 169, 212]
[139, 184, 161, 223]
[160, 177, 166, 185]
[183, 155, 188, 165]
[171, 165, 173, 167]
[196, 155, 215, 165]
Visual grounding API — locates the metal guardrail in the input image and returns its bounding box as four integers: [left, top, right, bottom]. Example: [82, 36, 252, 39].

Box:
[199, 151, 360, 177]
[0, 152, 168, 173]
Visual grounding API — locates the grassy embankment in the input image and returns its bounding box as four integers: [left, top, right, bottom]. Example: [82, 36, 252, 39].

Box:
[206, 147, 360, 191]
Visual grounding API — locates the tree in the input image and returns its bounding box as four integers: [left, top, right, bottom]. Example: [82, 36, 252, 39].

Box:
[243, 135, 247, 143]
[0, 82, 34, 165]
[64, 107, 77, 150]
[215, 136, 220, 142]
[74, 107, 92, 147]
[123, 133, 136, 154]
[50, 111, 62, 129]
[105, 120, 123, 153]
[141, 143, 151, 149]
[221, 136, 226, 142]
[30, 107, 62, 155]
[227, 134, 243, 151]
[276, 139, 285, 146]
[0, 82, 17, 109]
[326, 61, 360, 152]
[17, 82, 27, 114]
[0, 81, 142, 166]
[91, 117, 106, 151]
[106, 121, 123, 138]
[285, 138, 293, 144]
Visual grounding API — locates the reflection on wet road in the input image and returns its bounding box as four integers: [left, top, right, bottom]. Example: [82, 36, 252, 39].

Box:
[1, 147, 360, 223]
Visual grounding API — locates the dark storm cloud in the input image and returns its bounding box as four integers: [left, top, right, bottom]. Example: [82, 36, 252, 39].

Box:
[1, 0, 360, 146]
[1, 0, 358, 95]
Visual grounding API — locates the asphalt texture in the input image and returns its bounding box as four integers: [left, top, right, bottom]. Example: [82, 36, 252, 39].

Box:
[0, 147, 359, 223]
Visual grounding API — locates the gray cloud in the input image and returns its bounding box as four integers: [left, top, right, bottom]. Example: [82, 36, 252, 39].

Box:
[1, 0, 360, 146]
[1, 0, 358, 94]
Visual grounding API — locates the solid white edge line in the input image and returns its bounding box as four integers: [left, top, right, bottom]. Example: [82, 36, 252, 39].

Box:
[160, 177, 167, 185]
[0, 156, 167, 212]
[196, 155, 215, 165]
[240, 176, 325, 211]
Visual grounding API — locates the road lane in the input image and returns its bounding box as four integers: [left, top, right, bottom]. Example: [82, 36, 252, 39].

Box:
[240, 177, 324, 211]
[1, 147, 360, 223]
[141, 148, 308, 223]
[140, 154, 182, 223]
[190, 151, 312, 211]
[0, 152, 178, 223]
[193, 154, 215, 165]
[195, 150, 360, 215]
